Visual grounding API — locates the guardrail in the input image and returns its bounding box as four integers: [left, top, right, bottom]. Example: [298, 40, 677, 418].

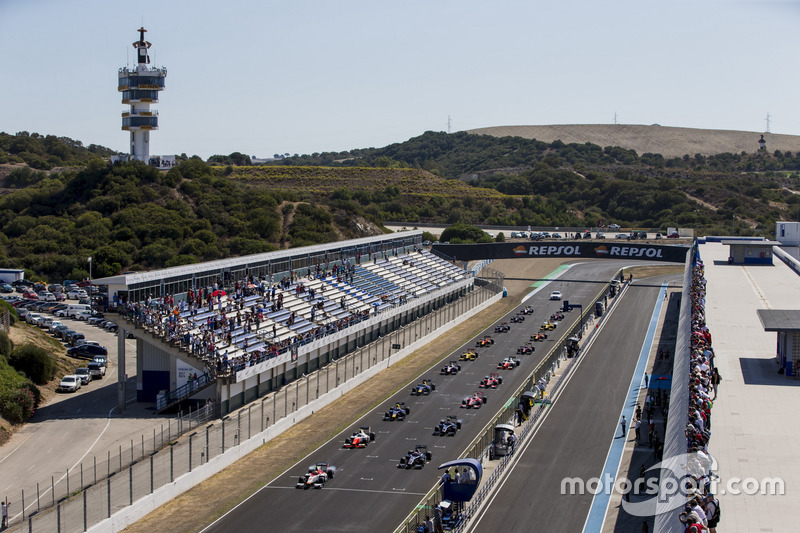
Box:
[394, 271, 624, 533]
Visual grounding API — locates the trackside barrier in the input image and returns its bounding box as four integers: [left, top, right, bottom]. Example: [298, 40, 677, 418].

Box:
[395, 271, 628, 533]
[9, 271, 504, 533]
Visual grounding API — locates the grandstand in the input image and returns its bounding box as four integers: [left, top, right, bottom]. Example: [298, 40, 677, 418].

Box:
[94, 231, 477, 414]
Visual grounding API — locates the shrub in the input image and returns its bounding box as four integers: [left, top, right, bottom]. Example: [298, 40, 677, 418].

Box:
[0, 386, 36, 423]
[8, 345, 56, 385]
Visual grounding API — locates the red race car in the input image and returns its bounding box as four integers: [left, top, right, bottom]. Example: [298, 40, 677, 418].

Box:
[497, 357, 521, 370]
[530, 333, 548, 342]
[476, 336, 494, 347]
[479, 373, 503, 389]
[461, 391, 488, 409]
[517, 344, 535, 355]
[343, 426, 376, 448]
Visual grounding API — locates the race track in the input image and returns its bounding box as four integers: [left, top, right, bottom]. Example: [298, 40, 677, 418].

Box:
[202, 261, 639, 533]
[467, 275, 677, 532]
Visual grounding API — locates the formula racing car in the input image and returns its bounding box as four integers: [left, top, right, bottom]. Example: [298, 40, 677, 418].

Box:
[510, 315, 525, 323]
[519, 306, 534, 315]
[383, 402, 411, 421]
[296, 462, 336, 489]
[540, 321, 557, 331]
[550, 312, 565, 321]
[410, 379, 436, 396]
[344, 426, 376, 448]
[433, 415, 463, 436]
[530, 332, 548, 342]
[494, 323, 511, 333]
[398, 445, 433, 469]
[476, 336, 495, 347]
[459, 350, 478, 361]
[497, 356, 521, 370]
[517, 344, 535, 355]
[479, 372, 503, 389]
[461, 391, 488, 409]
[440, 361, 462, 375]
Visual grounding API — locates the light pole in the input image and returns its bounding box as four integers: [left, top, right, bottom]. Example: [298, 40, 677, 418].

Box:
[88, 256, 92, 313]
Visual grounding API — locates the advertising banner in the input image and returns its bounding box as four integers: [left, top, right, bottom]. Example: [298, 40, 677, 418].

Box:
[431, 241, 689, 263]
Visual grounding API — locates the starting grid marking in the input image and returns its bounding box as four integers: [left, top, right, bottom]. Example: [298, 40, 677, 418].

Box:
[264, 485, 426, 496]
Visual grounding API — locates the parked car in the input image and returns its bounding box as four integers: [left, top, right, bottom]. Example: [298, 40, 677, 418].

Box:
[53, 292, 66, 301]
[67, 344, 108, 359]
[53, 325, 70, 338]
[608, 223, 621, 230]
[58, 375, 81, 393]
[655, 233, 663, 239]
[23, 291, 38, 300]
[75, 368, 92, 385]
[25, 313, 41, 325]
[87, 316, 106, 326]
[0, 284, 13, 293]
[74, 311, 93, 321]
[67, 289, 88, 299]
[66, 331, 85, 346]
[87, 361, 106, 378]
[48, 320, 65, 333]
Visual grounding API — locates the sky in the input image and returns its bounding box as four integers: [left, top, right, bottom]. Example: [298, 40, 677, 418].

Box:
[2, 0, 800, 160]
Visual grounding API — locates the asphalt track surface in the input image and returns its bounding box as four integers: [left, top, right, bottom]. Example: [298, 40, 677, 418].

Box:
[203, 261, 632, 533]
[467, 274, 677, 532]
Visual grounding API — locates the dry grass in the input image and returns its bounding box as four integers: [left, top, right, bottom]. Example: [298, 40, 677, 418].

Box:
[467, 124, 800, 158]
[122, 259, 564, 533]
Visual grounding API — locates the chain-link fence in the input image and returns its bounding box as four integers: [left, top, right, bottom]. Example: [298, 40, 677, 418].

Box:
[10, 270, 504, 533]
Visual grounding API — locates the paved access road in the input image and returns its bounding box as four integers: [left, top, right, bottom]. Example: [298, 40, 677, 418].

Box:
[203, 261, 631, 533]
[466, 275, 679, 532]
[0, 315, 170, 522]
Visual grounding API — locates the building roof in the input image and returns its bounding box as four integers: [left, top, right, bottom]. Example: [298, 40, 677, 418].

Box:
[757, 309, 800, 331]
[721, 240, 781, 246]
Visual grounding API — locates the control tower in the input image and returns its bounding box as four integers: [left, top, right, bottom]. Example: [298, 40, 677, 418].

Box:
[118, 27, 167, 163]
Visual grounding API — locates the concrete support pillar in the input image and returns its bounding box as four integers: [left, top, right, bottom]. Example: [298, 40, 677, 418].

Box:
[118, 326, 127, 411]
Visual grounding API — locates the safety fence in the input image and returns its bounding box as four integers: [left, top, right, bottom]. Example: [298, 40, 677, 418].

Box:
[395, 271, 625, 533]
[9, 270, 504, 533]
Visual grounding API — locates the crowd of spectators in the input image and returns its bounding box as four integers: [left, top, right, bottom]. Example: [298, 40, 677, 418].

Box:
[678, 257, 721, 532]
[112, 250, 462, 380]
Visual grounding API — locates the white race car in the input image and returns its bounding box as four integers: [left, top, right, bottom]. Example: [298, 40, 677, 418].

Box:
[296, 462, 336, 489]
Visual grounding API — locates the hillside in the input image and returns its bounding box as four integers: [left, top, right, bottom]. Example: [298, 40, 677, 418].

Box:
[467, 124, 800, 159]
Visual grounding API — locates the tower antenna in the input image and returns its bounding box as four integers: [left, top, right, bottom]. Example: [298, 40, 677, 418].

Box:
[614, 112, 618, 125]
[447, 115, 451, 134]
[765, 112, 771, 133]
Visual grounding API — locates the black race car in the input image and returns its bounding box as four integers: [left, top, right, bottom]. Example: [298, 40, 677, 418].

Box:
[383, 402, 411, 421]
[494, 323, 511, 333]
[440, 361, 462, 375]
[398, 445, 432, 469]
[410, 379, 435, 396]
[433, 415, 463, 436]
[510, 316, 525, 323]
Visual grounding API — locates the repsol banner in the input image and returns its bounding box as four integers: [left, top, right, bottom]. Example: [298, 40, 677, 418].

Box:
[431, 241, 689, 263]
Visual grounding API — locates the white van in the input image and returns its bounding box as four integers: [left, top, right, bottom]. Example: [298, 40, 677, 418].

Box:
[67, 304, 91, 318]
